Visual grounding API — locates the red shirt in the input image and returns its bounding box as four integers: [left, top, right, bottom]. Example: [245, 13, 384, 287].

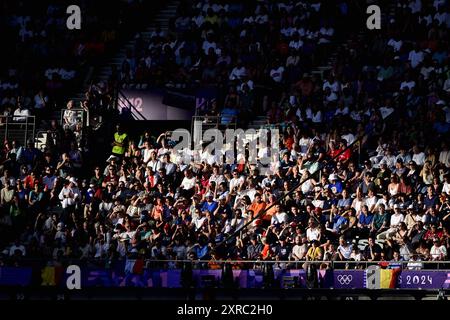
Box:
[337, 148, 352, 162]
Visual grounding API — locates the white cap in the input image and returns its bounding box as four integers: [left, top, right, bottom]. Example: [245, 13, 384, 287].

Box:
[329, 174, 338, 181]
[106, 155, 118, 162]
[69, 177, 78, 186]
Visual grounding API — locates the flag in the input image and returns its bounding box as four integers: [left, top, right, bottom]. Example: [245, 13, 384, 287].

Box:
[124, 259, 144, 274]
[379, 268, 401, 288]
[444, 273, 450, 289]
[41, 266, 56, 286]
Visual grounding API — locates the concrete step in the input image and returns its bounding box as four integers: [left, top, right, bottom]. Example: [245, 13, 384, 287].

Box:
[78, 0, 179, 108]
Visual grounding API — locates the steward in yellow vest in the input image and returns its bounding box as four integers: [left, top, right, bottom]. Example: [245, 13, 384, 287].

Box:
[111, 124, 128, 157]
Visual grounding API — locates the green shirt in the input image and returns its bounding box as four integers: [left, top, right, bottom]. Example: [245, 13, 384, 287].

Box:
[373, 212, 387, 230]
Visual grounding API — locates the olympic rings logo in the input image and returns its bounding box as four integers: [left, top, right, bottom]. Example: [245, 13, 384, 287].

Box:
[337, 275, 353, 285]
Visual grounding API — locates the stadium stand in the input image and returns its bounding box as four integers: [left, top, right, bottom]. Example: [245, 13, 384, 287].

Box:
[0, 0, 449, 279]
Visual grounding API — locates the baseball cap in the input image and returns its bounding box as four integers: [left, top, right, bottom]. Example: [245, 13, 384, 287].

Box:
[328, 174, 338, 181]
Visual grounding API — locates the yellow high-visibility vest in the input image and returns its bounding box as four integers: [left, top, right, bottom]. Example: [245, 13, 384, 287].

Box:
[112, 132, 127, 155]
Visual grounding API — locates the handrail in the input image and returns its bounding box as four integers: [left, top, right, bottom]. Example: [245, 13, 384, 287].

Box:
[144, 259, 446, 265]
[3, 258, 449, 270]
[118, 90, 146, 120]
[34, 130, 48, 151]
[0, 115, 36, 145]
[60, 108, 85, 126]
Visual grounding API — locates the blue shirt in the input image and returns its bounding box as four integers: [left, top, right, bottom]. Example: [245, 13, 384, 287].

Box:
[201, 201, 218, 214]
[337, 198, 352, 208]
[195, 245, 209, 259]
[328, 181, 343, 193]
[221, 108, 238, 125]
[358, 213, 374, 226]
[333, 215, 348, 232]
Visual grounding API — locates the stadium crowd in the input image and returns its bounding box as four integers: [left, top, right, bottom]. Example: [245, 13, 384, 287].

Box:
[0, 0, 450, 272]
[0, 0, 160, 123]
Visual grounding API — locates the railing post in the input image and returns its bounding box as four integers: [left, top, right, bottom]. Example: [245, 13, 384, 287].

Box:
[4, 116, 8, 142]
[25, 116, 29, 145]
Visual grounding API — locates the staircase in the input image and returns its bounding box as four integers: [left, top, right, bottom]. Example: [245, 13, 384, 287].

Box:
[60, 1, 181, 124]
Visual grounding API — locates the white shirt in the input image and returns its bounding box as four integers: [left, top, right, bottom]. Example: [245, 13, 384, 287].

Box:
[379, 106, 394, 119]
[142, 149, 154, 163]
[338, 244, 353, 259]
[9, 244, 26, 256]
[13, 108, 30, 121]
[412, 152, 425, 166]
[306, 227, 320, 242]
[409, 0, 422, 14]
[270, 66, 285, 83]
[181, 176, 196, 190]
[271, 212, 289, 225]
[388, 39, 402, 52]
[289, 39, 303, 51]
[365, 196, 378, 211]
[430, 245, 447, 260]
[323, 80, 340, 93]
[352, 198, 366, 213]
[439, 150, 450, 167]
[408, 50, 424, 68]
[58, 186, 80, 208]
[341, 133, 355, 146]
[147, 159, 162, 172]
[400, 80, 416, 91]
[292, 244, 307, 260]
[192, 15, 205, 27]
[311, 111, 322, 123]
[229, 66, 247, 80]
[230, 176, 244, 191]
[390, 213, 404, 228]
[63, 109, 77, 126]
[443, 182, 450, 195]
[202, 40, 217, 55]
[193, 216, 207, 230]
[434, 12, 449, 26]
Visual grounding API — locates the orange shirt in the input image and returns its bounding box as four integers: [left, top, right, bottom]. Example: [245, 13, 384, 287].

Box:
[261, 244, 272, 260]
[263, 205, 277, 221]
[284, 137, 294, 151]
[249, 201, 266, 218]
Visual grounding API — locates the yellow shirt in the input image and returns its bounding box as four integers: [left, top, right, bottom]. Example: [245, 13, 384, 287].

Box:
[306, 247, 323, 261]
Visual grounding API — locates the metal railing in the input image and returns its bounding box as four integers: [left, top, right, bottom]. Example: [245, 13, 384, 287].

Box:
[191, 115, 238, 148]
[117, 90, 146, 120]
[140, 259, 450, 270]
[34, 130, 48, 151]
[60, 108, 86, 129]
[0, 115, 35, 146]
[5, 257, 447, 270]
